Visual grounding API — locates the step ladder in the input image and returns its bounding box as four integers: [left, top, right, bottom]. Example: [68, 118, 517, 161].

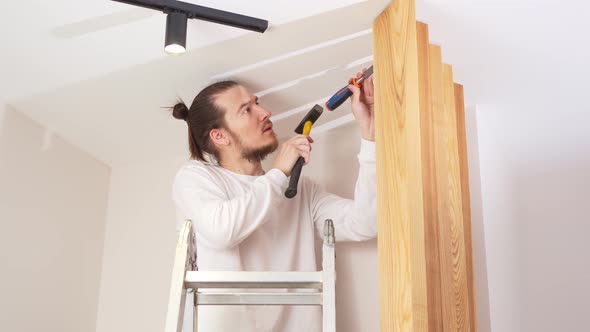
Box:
[165, 219, 337, 332]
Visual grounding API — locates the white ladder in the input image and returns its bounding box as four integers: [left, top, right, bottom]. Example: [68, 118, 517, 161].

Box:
[165, 219, 337, 332]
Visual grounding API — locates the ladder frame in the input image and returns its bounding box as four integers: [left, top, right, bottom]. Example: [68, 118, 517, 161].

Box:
[165, 219, 336, 332]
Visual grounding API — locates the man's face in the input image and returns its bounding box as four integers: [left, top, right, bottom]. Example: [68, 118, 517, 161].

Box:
[214, 85, 278, 161]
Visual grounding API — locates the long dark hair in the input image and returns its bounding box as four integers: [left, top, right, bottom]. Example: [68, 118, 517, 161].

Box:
[170, 81, 239, 162]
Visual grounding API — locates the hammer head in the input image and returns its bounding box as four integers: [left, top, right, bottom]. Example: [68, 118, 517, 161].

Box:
[294, 104, 323, 134]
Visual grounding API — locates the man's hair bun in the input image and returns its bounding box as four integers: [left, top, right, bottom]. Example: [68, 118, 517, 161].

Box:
[172, 102, 189, 121]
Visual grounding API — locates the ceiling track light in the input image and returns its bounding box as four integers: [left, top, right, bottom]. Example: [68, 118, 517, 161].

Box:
[165, 12, 187, 55]
[112, 0, 269, 55]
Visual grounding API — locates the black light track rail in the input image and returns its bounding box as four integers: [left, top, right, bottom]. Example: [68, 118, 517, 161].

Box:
[112, 0, 268, 33]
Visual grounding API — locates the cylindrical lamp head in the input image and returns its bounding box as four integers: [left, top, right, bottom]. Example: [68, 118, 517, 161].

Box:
[165, 12, 187, 55]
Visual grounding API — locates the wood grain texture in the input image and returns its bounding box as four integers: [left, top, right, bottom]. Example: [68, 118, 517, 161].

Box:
[373, 0, 428, 330]
[454, 83, 477, 331]
[435, 64, 470, 331]
[417, 22, 444, 332]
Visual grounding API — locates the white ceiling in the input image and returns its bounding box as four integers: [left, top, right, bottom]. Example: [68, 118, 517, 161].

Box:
[0, 0, 366, 102]
[2, 0, 590, 166]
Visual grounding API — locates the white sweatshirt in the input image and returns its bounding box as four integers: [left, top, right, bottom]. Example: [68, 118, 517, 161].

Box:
[172, 139, 377, 332]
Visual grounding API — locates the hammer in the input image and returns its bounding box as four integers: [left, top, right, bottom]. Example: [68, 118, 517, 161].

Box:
[284, 104, 323, 198]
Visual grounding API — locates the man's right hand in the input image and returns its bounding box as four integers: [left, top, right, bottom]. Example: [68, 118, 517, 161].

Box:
[272, 134, 314, 176]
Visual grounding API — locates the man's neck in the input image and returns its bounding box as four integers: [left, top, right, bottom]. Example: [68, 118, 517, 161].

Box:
[219, 157, 265, 176]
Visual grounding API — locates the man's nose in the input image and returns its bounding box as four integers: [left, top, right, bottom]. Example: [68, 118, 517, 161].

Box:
[258, 106, 272, 121]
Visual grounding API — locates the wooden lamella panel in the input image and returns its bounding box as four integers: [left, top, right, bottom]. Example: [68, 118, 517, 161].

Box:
[417, 22, 443, 332]
[374, 1, 476, 331]
[373, 0, 428, 331]
[454, 84, 477, 331]
[434, 64, 470, 331]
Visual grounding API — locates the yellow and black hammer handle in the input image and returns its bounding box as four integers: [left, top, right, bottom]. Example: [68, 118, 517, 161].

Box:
[284, 104, 323, 198]
[284, 121, 313, 199]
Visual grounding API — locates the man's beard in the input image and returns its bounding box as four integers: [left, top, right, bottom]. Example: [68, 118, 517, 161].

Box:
[229, 129, 279, 162]
[242, 140, 279, 162]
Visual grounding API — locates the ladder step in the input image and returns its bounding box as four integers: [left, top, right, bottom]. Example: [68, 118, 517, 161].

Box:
[195, 292, 322, 306]
[185, 271, 323, 289]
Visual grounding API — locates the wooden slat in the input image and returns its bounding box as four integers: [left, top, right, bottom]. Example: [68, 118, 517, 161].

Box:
[454, 83, 477, 331]
[417, 22, 444, 332]
[435, 64, 470, 331]
[373, 0, 428, 330]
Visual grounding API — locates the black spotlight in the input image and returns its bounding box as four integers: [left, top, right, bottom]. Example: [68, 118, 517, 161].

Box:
[165, 12, 188, 55]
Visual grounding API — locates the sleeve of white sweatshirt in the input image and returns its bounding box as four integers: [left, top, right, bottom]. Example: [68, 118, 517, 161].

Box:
[310, 139, 377, 242]
[173, 164, 289, 249]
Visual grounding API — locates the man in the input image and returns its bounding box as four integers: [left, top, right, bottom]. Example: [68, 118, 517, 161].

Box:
[171, 69, 376, 331]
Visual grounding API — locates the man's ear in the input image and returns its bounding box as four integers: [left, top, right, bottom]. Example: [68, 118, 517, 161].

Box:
[209, 128, 230, 146]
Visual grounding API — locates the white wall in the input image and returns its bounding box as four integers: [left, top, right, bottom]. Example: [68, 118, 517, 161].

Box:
[298, 122, 379, 332]
[95, 121, 380, 332]
[95, 157, 182, 332]
[475, 104, 590, 332]
[0, 107, 110, 332]
[464, 107, 492, 332]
